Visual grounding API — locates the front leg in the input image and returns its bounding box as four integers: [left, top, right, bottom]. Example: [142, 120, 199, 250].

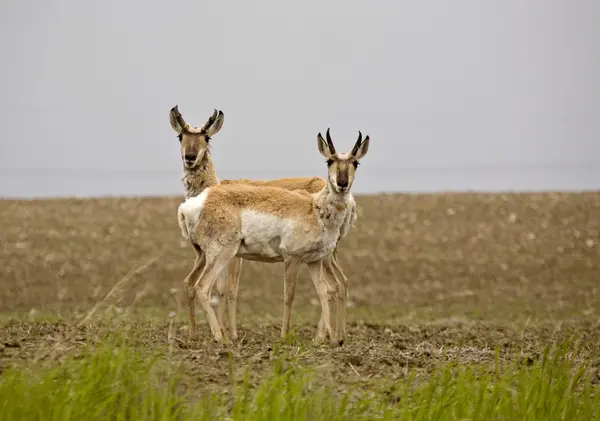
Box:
[320, 253, 345, 345]
[281, 257, 299, 339]
[306, 260, 338, 346]
[330, 249, 348, 344]
[227, 257, 243, 340]
[215, 268, 230, 344]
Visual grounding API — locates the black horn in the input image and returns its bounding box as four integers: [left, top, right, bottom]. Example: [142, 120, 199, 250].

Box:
[325, 128, 336, 154]
[350, 131, 363, 156]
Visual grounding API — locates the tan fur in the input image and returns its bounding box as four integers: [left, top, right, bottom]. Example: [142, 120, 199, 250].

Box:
[202, 185, 315, 219]
[170, 106, 356, 344]
[178, 127, 369, 345]
[220, 176, 326, 193]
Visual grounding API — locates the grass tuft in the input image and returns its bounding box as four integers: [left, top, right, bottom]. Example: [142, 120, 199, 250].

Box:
[0, 339, 598, 420]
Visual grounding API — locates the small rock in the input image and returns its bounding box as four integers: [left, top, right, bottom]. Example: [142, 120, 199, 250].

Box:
[218, 350, 231, 359]
[446, 208, 455, 216]
[57, 287, 68, 301]
[346, 355, 362, 366]
[586, 239, 595, 248]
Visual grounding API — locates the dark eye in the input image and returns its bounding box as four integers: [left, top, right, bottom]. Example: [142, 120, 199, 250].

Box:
[177, 134, 182, 143]
[326, 159, 334, 166]
[352, 161, 360, 169]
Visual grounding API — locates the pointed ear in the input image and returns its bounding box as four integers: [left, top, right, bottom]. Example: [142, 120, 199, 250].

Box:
[353, 135, 370, 160]
[200, 109, 224, 137]
[169, 105, 187, 134]
[317, 132, 333, 158]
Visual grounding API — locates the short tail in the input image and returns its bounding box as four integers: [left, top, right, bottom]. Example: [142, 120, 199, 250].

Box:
[177, 203, 190, 239]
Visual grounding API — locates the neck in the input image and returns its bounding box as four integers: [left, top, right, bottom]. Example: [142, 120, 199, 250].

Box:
[314, 181, 350, 222]
[182, 154, 219, 199]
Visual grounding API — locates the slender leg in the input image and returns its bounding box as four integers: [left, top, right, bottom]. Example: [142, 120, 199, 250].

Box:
[215, 268, 229, 343]
[322, 254, 344, 345]
[183, 246, 205, 340]
[316, 313, 325, 342]
[193, 244, 239, 344]
[281, 258, 299, 339]
[227, 257, 243, 340]
[306, 260, 337, 346]
[312, 254, 345, 343]
[330, 249, 348, 343]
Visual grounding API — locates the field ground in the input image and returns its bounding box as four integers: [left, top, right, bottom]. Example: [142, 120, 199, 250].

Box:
[0, 191, 599, 418]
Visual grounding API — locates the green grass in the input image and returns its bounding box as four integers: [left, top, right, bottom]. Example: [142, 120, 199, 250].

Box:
[0, 339, 598, 421]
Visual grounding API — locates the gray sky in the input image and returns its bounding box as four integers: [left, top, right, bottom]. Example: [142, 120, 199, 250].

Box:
[1, 0, 599, 198]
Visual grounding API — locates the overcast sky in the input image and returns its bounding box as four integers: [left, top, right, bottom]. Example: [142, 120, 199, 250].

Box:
[1, 0, 598, 198]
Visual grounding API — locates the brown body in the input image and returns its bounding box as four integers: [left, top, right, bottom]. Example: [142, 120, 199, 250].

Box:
[170, 106, 354, 344]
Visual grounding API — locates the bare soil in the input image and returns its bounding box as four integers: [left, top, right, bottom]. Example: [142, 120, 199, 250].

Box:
[1, 192, 599, 394]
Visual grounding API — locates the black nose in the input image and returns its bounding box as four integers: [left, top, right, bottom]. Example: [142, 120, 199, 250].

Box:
[184, 154, 196, 163]
[338, 180, 348, 188]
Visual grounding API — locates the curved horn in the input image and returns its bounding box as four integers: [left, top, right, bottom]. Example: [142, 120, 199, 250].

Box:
[200, 108, 219, 132]
[325, 128, 336, 154]
[169, 105, 188, 133]
[350, 131, 363, 156]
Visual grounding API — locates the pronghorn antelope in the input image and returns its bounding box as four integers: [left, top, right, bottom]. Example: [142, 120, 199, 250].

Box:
[170, 106, 355, 343]
[177, 129, 369, 345]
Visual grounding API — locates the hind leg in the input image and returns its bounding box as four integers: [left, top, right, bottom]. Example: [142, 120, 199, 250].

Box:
[193, 243, 240, 344]
[184, 245, 205, 340]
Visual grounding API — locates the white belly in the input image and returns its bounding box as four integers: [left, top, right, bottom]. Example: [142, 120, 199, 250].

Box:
[237, 209, 341, 262]
[238, 210, 290, 259]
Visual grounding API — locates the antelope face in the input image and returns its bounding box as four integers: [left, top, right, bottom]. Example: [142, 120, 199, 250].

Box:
[179, 132, 210, 169]
[169, 106, 224, 169]
[317, 128, 370, 194]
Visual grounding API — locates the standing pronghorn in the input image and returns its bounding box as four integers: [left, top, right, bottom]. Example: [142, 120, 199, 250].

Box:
[170, 106, 356, 343]
[177, 129, 369, 345]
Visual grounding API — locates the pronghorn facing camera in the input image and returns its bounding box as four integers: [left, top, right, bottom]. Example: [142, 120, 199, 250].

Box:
[178, 129, 370, 345]
[170, 106, 355, 345]
[170, 106, 223, 199]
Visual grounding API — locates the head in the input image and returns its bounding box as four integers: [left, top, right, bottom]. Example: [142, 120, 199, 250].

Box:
[317, 128, 370, 194]
[169, 105, 225, 169]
